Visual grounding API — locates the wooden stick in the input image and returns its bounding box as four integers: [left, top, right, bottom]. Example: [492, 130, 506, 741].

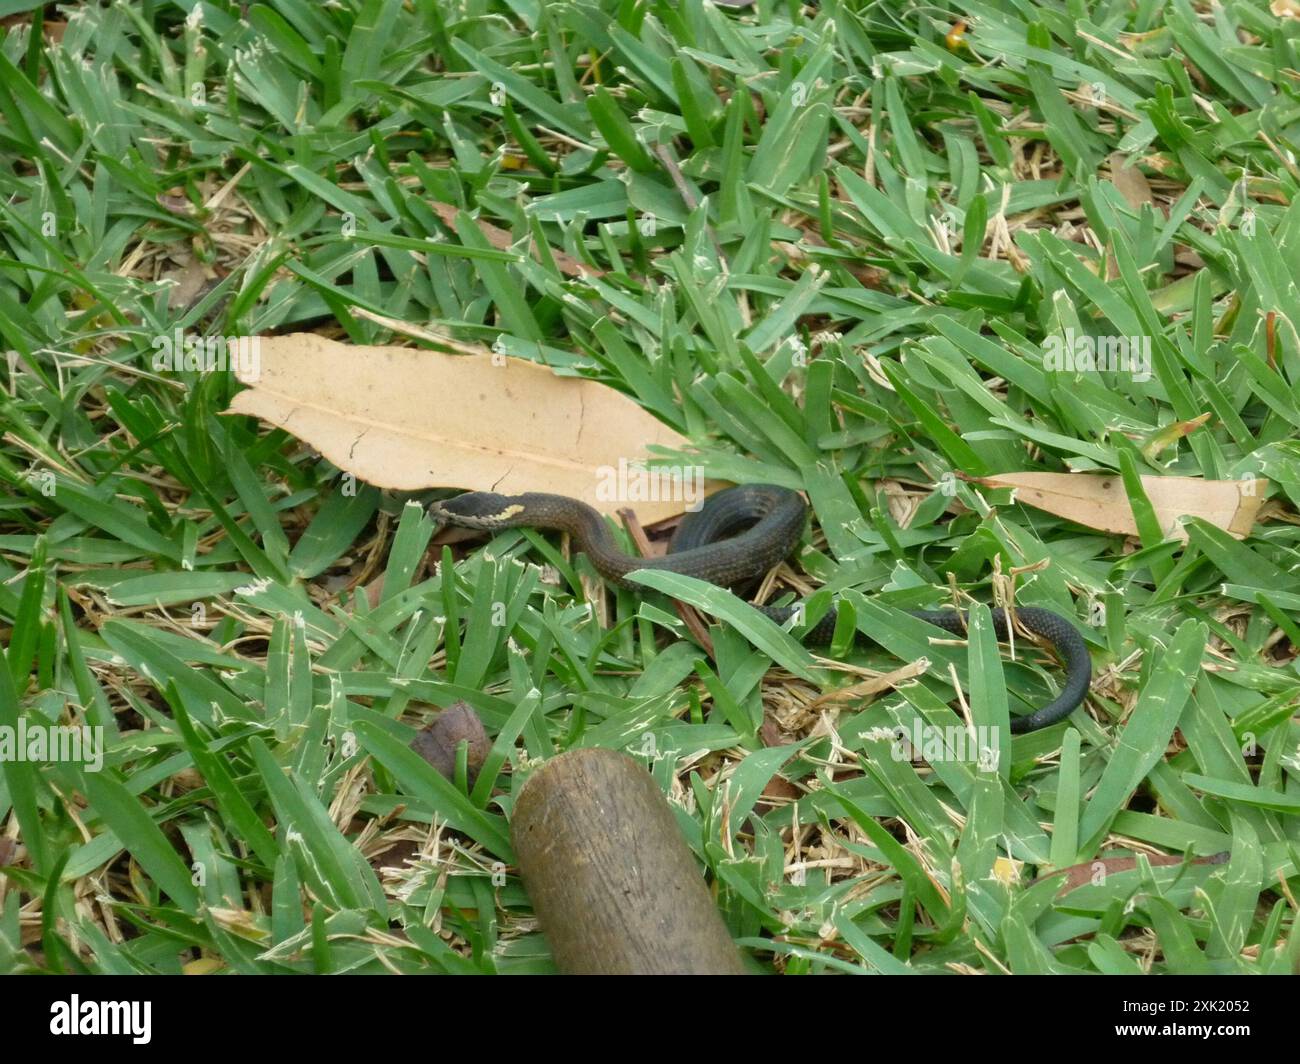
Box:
[511, 747, 747, 974]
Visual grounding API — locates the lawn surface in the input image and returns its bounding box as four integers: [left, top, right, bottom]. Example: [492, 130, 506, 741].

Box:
[1, 0, 1299, 974]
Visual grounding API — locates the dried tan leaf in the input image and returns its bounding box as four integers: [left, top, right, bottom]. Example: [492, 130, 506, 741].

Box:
[971, 471, 1266, 541]
[808, 659, 928, 708]
[430, 203, 605, 279]
[226, 334, 705, 521]
[1141, 412, 1212, 460]
[1107, 152, 1154, 211]
[1271, 0, 1300, 18]
[1035, 851, 1228, 897]
[161, 258, 211, 309]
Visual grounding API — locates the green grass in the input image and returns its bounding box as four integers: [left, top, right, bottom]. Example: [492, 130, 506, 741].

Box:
[1, 0, 1299, 974]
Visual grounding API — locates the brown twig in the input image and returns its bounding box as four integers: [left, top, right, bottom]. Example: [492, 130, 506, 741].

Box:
[619, 506, 714, 655]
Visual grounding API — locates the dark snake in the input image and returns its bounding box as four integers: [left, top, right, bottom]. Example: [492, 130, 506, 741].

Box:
[430, 485, 1091, 733]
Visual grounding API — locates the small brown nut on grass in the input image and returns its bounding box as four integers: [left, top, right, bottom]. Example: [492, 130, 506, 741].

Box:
[409, 701, 491, 785]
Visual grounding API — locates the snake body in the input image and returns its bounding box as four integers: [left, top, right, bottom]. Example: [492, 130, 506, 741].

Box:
[431, 485, 1091, 734]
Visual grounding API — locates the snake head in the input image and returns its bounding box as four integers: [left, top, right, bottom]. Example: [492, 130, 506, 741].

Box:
[429, 492, 526, 530]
